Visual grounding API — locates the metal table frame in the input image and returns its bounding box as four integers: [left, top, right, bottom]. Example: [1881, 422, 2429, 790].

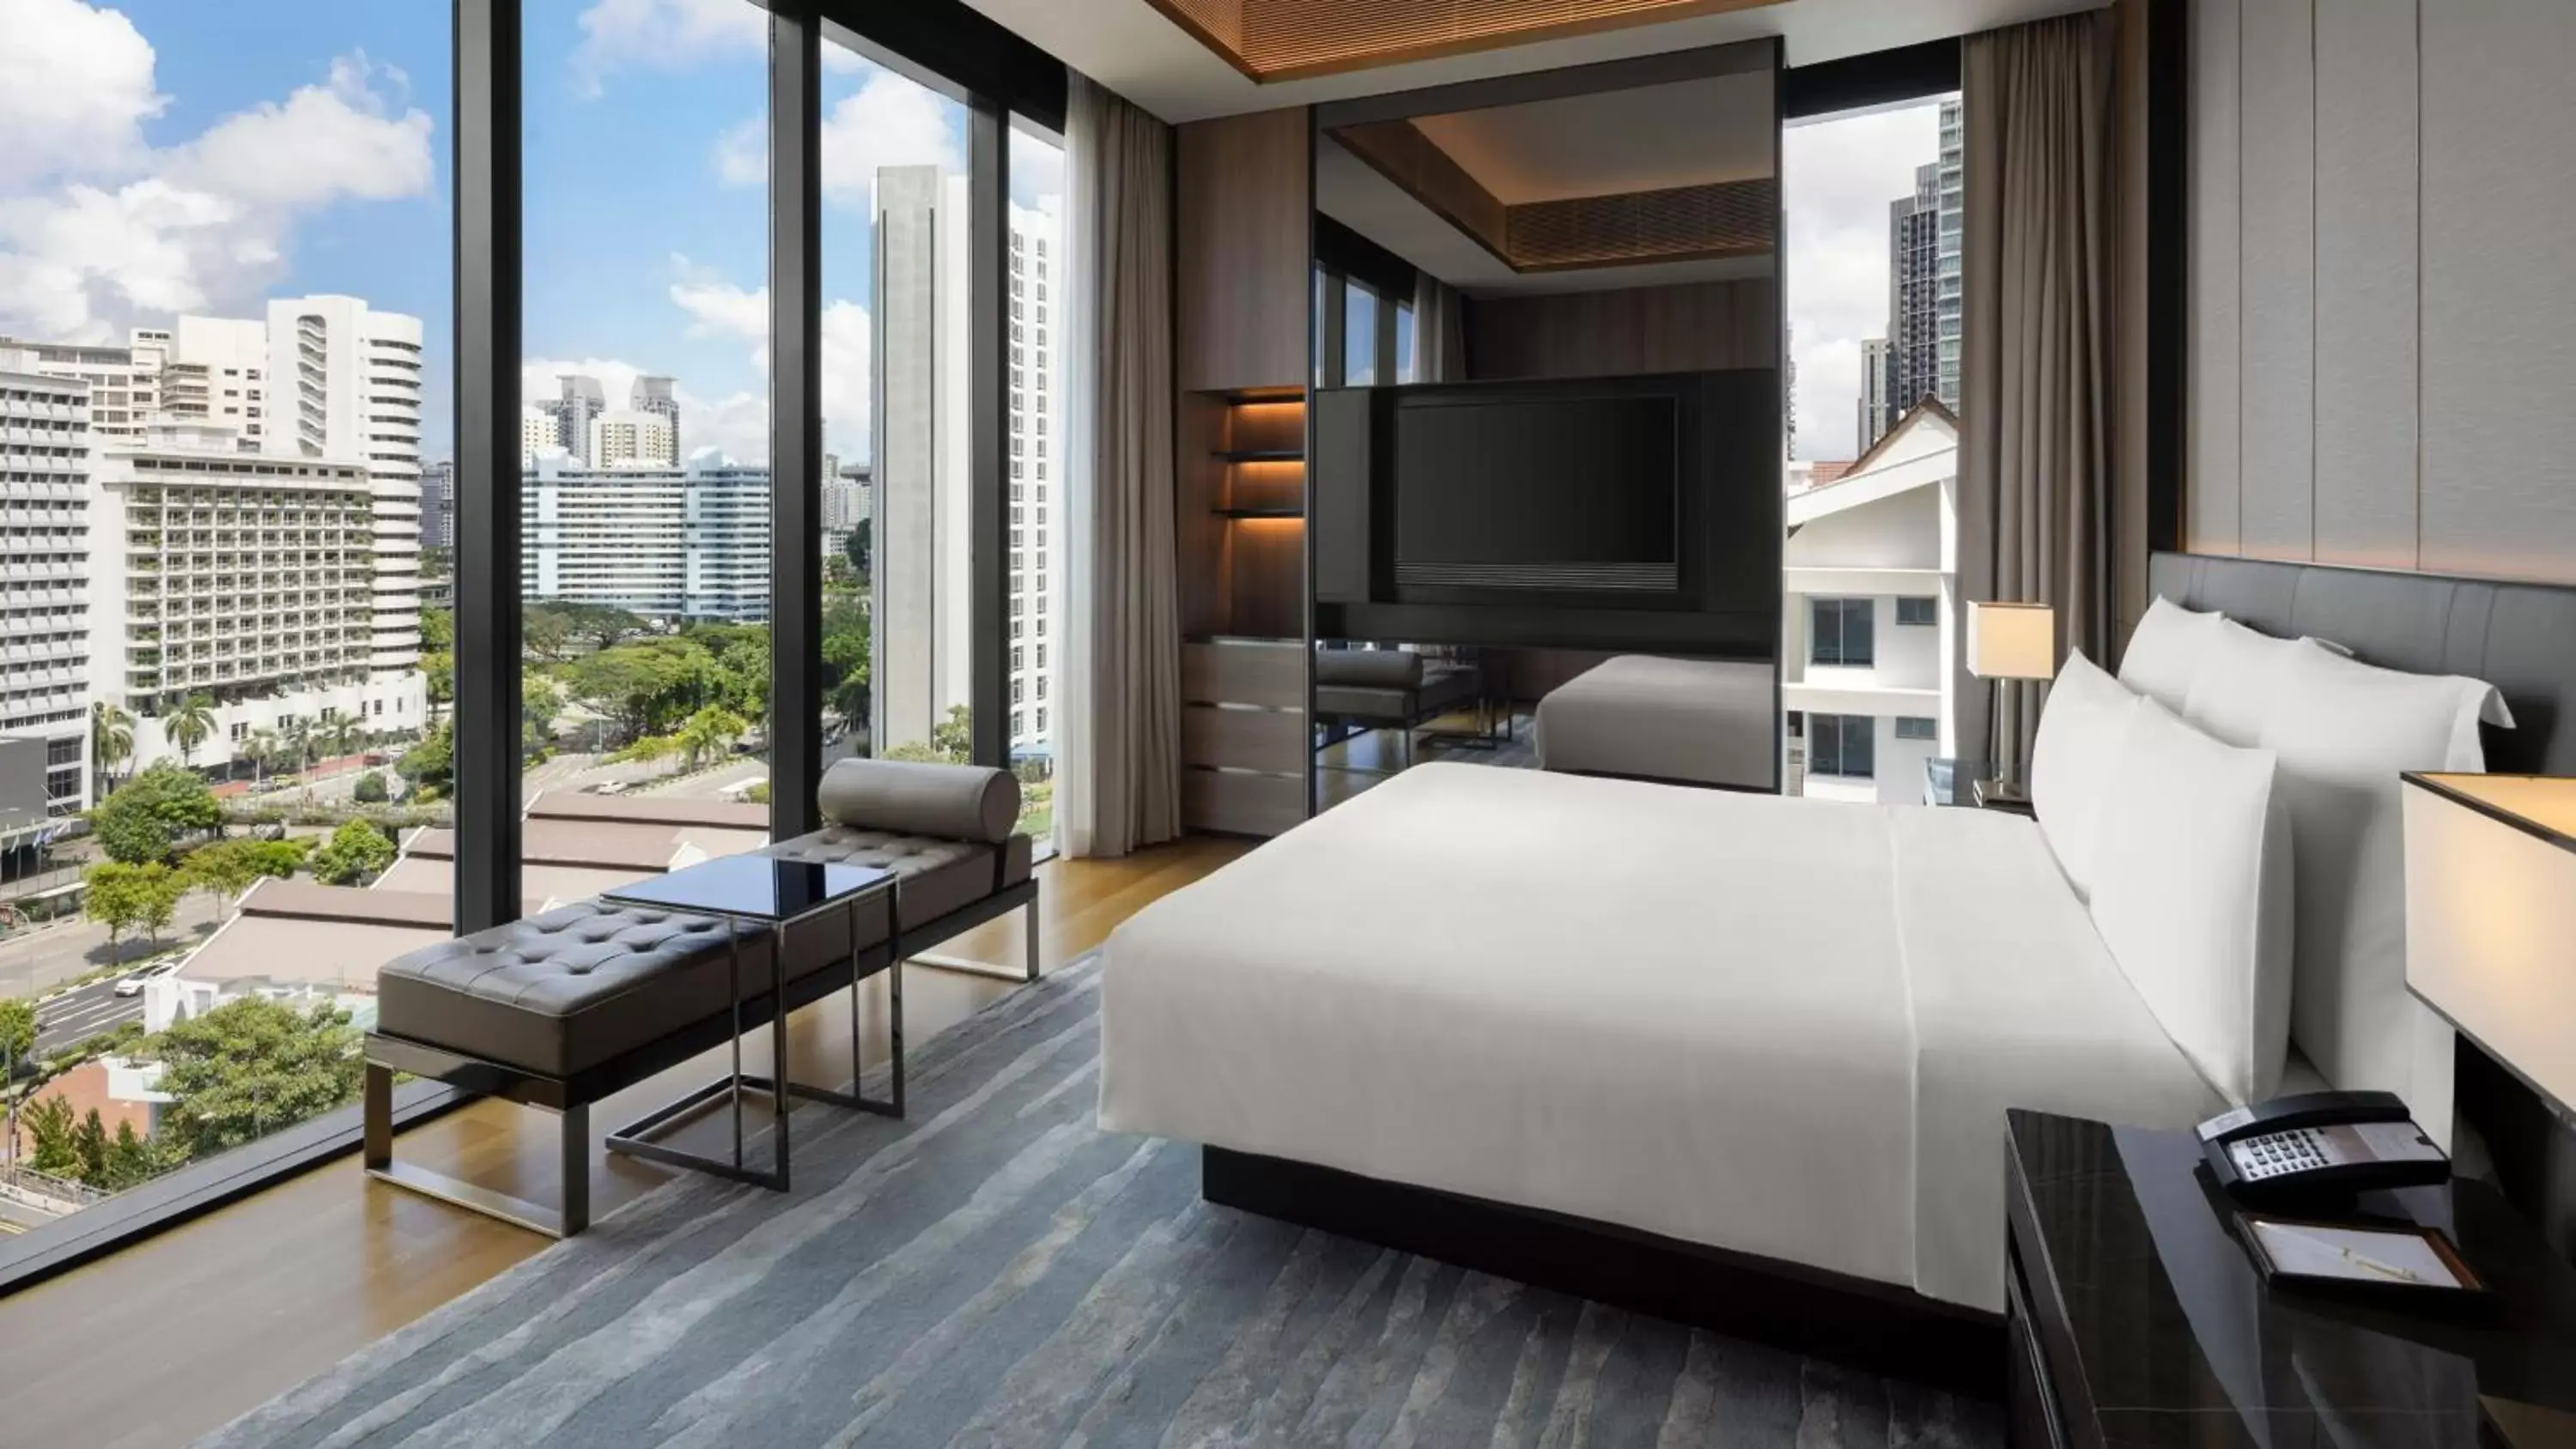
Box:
[599, 872, 901, 1193]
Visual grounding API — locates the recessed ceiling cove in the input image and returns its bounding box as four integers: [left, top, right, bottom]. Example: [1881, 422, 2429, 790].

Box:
[1142, 0, 1789, 82]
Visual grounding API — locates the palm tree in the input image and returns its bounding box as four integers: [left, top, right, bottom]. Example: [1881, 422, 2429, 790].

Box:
[161, 693, 216, 768]
[240, 729, 283, 786]
[675, 706, 748, 773]
[91, 702, 133, 799]
[320, 715, 363, 765]
[281, 718, 316, 777]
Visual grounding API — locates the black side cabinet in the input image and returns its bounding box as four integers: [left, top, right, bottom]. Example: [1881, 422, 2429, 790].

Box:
[2003, 1109, 2576, 1447]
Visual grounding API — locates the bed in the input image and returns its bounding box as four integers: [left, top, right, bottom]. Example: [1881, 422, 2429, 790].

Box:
[1100, 763, 2221, 1319]
[1533, 653, 1776, 788]
[1099, 552, 2576, 1394]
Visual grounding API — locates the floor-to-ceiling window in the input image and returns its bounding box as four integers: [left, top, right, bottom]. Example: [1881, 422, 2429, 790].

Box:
[817, 39, 972, 792]
[0, 0, 451, 1245]
[1007, 119, 1065, 849]
[1782, 83, 1965, 804]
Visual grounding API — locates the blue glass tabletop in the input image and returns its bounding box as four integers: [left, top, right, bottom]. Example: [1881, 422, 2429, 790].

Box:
[600, 854, 896, 923]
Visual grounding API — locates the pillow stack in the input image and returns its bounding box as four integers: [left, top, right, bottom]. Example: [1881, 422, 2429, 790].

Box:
[2028, 594, 2513, 1121]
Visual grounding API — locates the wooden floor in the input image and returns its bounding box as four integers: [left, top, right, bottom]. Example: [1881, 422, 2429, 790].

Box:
[0, 834, 1251, 1449]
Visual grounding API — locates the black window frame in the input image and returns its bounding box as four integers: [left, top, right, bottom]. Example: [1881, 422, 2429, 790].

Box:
[1895, 596, 1937, 626]
[0, 0, 1067, 1299]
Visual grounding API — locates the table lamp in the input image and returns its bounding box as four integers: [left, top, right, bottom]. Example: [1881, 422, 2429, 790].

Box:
[1966, 600, 2057, 799]
[2401, 773, 2576, 1121]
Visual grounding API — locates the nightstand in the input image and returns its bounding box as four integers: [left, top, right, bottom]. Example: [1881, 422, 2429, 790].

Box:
[2003, 1109, 2576, 1447]
[1923, 756, 2034, 815]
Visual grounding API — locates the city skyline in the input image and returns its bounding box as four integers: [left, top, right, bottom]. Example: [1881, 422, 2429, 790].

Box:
[0, 0, 1066, 472]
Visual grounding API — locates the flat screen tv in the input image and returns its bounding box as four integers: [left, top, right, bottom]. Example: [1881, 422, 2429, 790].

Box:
[1391, 391, 1680, 593]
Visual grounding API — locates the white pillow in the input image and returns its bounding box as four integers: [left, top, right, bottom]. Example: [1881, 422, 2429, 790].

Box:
[2087, 699, 2296, 1106]
[2028, 649, 2140, 897]
[2117, 595, 2226, 711]
[2256, 645, 2512, 1123]
[2180, 620, 2318, 747]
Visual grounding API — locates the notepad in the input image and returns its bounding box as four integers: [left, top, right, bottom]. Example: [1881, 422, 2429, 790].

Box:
[2246, 1219, 2470, 1288]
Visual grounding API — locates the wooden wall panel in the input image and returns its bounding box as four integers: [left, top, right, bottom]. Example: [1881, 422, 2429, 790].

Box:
[1176, 107, 1312, 393]
[2311, 0, 2418, 570]
[1182, 769, 1307, 837]
[1462, 278, 1774, 381]
[1182, 704, 1305, 773]
[2185, 0, 2240, 555]
[2233, 0, 2313, 560]
[2420, 5, 2576, 583]
[1181, 640, 1305, 708]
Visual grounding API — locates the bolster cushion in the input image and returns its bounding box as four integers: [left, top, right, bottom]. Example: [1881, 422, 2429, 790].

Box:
[815, 758, 1019, 843]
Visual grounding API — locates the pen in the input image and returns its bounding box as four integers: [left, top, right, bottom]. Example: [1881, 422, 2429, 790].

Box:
[2336, 1243, 2427, 1284]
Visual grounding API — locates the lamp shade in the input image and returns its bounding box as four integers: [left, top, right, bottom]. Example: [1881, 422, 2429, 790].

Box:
[1966, 601, 2057, 681]
[2402, 773, 2576, 1116]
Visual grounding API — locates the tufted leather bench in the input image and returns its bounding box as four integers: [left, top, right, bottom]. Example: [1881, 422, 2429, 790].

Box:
[363, 757, 1040, 1237]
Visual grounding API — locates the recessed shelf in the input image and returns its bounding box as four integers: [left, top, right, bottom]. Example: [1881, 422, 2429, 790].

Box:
[1213, 506, 1304, 519]
[1214, 449, 1303, 463]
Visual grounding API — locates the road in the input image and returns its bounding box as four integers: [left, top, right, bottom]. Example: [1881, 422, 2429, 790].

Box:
[32, 975, 147, 1057]
[0, 899, 220, 1005]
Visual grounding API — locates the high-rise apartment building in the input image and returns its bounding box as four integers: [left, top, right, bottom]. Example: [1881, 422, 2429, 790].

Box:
[1878, 99, 1964, 435]
[523, 455, 770, 621]
[546, 375, 608, 465]
[0, 333, 171, 444]
[631, 375, 680, 462]
[822, 462, 870, 534]
[872, 166, 976, 754]
[587, 409, 677, 469]
[869, 164, 1056, 758]
[418, 459, 455, 552]
[0, 352, 94, 815]
[88, 422, 425, 769]
[523, 406, 562, 464]
[1007, 222, 1054, 756]
[1856, 337, 1894, 452]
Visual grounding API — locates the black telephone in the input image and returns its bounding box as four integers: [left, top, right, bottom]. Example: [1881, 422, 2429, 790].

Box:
[2196, 1090, 2450, 1210]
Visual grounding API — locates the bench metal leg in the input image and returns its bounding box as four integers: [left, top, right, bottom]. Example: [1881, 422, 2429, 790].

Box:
[1025, 897, 1042, 982]
[762, 900, 905, 1119]
[607, 915, 794, 1191]
[363, 1063, 591, 1238]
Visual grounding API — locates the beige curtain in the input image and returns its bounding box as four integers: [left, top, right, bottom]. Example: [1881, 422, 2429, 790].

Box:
[1958, 10, 2116, 783]
[1413, 273, 1466, 383]
[1057, 75, 1182, 858]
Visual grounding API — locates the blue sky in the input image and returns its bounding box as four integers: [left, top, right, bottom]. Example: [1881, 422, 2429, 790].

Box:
[0, 0, 1064, 467]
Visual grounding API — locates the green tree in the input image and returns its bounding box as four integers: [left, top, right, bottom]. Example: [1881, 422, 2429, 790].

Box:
[91, 701, 134, 799]
[398, 719, 453, 799]
[523, 670, 565, 758]
[156, 997, 363, 1157]
[309, 820, 396, 887]
[243, 838, 315, 880]
[282, 717, 316, 774]
[161, 693, 216, 766]
[85, 861, 153, 961]
[87, 761, 222, 864]
[612, 731, 682, 777]
[102, 1120, 158, 1190]
[0, 997, 34, 1077]
[21, 1094, 77, 1176]
[240, 728, 286, 786]
[419, 608, 456, 713]
[72, 1107, 109, 1185]
[352, 771, 389, 804]
[821, 597, 871, 725]
[564, 636, 714, 742]
[181, 840, 264, 915]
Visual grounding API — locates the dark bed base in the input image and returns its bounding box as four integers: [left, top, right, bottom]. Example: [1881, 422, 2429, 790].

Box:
[1202, 1146, 2002, 1400]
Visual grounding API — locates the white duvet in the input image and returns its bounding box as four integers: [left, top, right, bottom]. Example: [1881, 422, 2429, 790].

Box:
[1097, 763, 2224, 1312]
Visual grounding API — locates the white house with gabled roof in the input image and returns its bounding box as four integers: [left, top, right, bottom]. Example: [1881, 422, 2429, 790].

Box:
[1782, 398, 1959, 803]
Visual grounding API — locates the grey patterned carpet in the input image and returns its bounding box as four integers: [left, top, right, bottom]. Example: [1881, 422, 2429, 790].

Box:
[197, 955, 1998, 1449]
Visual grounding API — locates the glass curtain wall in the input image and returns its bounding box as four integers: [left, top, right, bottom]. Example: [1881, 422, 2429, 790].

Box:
[0, 3, 452, 1228]
[512, 0, 771, 885]
[817, 43, 970, 789]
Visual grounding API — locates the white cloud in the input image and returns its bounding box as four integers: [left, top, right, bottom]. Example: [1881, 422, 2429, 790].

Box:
[0, 0, 164, 186]
[1783, 102, 1944, 462]
[710, 73, 966, 204]
[0, 17, 433, 347]
[569, 0, 765, 97]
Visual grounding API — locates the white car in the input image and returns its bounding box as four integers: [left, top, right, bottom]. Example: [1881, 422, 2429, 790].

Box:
[112, 961, 177, 997]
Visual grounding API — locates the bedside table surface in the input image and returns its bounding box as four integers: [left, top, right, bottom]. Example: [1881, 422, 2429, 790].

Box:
[2008, 1109, 2576, 1446]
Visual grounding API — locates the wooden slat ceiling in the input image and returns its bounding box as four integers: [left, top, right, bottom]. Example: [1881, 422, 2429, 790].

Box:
[1144, 0, 1786, 82]
[1331, 119, 1776, 273]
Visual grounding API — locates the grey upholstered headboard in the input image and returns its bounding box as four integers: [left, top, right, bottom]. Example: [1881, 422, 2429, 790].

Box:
[2148, 551, 2576, 776]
